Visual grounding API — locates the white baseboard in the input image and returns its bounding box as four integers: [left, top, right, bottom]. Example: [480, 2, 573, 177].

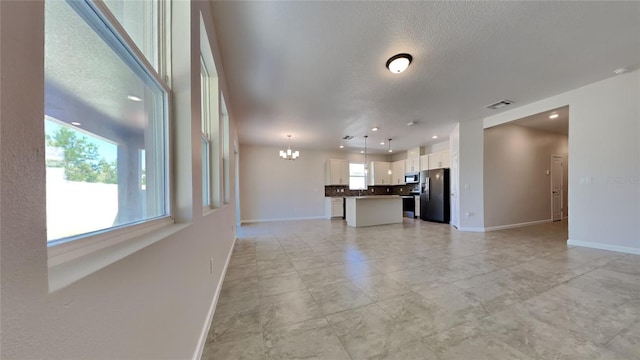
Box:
[193, 235, 237, 360]
[241, 216, 326, 224]
[484, 219, 552, 232]
[457, 227, 485, 232]
[567, 239, 640, 255]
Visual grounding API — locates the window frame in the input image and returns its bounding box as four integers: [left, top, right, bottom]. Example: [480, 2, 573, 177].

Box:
[46, 0, 173, 259]
[349, 162, 367, 190]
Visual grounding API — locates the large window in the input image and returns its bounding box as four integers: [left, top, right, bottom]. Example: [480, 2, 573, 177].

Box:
[349, 163, 367, 190]
[45, 0, 169, 243]
[201, 56, 212, 207]
[200, 15, 221, 209]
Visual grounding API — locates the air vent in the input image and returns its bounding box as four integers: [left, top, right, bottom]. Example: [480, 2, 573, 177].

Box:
[485, 99, 514, 110]
[342, 135, 354, 140]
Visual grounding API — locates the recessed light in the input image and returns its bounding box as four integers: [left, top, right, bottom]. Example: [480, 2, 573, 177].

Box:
[71, 122, 81, 126]
[380, 141, 385, 145]
[432, 135, 438, 139]
[386, 53, 413, 74]
[549, 114, 559, 119]
[360, 150, 364, 154]
[388, 149, 393, 153]
[339, 145, 344, 149]
[127, 95, 142, 102]
[371, 127, 379, 132]
[407, 121, 416, 126]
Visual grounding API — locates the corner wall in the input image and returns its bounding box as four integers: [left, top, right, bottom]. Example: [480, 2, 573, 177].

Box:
[484, 124, 568, 228]
[484, 70, 640, 253]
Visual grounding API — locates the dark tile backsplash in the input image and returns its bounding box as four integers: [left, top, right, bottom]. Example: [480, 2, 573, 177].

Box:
[325, 185, 416, 197]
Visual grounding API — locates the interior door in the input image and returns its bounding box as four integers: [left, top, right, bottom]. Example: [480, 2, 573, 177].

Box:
[551, 155, 563, 221]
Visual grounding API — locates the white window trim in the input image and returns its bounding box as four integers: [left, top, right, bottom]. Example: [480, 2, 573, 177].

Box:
[46, 0, 174, 290]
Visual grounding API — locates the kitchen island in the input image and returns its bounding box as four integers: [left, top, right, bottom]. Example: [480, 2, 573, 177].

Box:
[345, 195, 403, 228]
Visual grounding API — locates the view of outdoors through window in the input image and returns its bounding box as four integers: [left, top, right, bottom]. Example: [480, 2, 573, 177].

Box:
[45, 0, 167, 243]
[349, 163, 366, 190]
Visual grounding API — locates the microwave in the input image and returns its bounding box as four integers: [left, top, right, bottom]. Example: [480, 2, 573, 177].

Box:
[405, 172, 420, 183]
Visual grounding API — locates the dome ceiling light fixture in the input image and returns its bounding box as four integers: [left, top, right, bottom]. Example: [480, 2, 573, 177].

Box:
[386, 53, 413, 74]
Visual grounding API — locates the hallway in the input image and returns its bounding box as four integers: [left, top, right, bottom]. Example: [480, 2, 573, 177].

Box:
[203, 220, 638, 359]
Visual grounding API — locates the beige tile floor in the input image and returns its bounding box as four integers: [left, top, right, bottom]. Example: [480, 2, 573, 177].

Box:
[202, 219, 639, 360]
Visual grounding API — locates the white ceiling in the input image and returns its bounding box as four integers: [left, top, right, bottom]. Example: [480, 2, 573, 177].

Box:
[210, 1, 639, 154]
[512, 106, 569, 135]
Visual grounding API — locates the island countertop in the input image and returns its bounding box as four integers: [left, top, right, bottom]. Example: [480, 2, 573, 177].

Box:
[344, 195, 401, 199]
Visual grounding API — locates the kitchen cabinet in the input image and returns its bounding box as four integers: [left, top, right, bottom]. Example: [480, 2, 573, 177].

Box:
[428, 150, 450, 169]
[405, 157, 420, 173]
[391, 160, 406, 185]
[325, 159, 349, 185]
[325, 197, 344, 218]
[368, 161, 391, 185]
[419, 154, 429, 171]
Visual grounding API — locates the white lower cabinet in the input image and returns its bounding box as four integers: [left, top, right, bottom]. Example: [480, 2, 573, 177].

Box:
[325, 197, 344, 218]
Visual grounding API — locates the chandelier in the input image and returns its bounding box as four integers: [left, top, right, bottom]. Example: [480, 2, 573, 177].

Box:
[279, 134, 300, 160]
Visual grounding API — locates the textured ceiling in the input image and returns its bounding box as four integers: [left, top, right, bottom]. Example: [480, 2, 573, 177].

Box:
[512, 106, 569, 135]
[210, 1, 640, 154]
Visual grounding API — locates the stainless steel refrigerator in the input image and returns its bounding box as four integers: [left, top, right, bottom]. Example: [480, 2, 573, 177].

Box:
[420, 168, 450, 223]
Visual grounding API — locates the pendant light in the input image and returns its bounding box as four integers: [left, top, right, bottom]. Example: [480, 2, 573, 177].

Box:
[388, 138, 393, 153]
[364, 135, 368, 175]
[279, 134, 299, 160]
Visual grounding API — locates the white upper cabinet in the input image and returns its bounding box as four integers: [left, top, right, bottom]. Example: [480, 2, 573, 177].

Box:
[405, 157, 420, 173]
[391, 160, 406, 185]
[368, 161, 391, 185]
[427, 150, 450, 169]
[419, 154, 429, 171]
[325, 159, 349, 185]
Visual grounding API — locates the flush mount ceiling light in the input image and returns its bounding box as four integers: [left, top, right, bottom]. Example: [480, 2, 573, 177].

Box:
[386, 53, 413, 74]
[371, 127, 379, 131]
[127, 95, 142, 102]
[388, 138, 393, 153]
[432, 135, 438, 139]
[549, 113, 559, 119]
[279, 134, 299, 160]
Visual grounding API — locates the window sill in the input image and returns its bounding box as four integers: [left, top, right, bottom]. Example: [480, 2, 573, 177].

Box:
[48, 220, 187, 292]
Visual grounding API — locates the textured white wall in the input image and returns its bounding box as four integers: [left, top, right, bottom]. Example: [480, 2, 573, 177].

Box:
[484, 124, 568, 228]
[0, 1, 238, 358]
[484, 70, 640, 252]
[458, 118, 485, 231]
[239, 145, 392, 222]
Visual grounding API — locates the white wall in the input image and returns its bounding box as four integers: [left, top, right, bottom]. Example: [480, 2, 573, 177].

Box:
[1, 2, 238, 358]
[484, 70, 640, 253]
[484, 124, 568, 228]
[239, 145, 391, 222]
[449, 124, 460, 228]
[458, 119, 485, 231]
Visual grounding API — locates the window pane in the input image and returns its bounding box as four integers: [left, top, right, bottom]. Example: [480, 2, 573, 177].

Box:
[103, 0, 158, 71]
[202, 136, 211, 207]
[349, 163, 365, 176]
[45, 0, 168, 242]
[349, 177, 365, 190]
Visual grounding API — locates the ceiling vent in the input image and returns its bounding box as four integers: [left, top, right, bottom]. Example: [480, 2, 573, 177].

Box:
[342, 135, 354, 140]
[485, 99, 514, 110]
